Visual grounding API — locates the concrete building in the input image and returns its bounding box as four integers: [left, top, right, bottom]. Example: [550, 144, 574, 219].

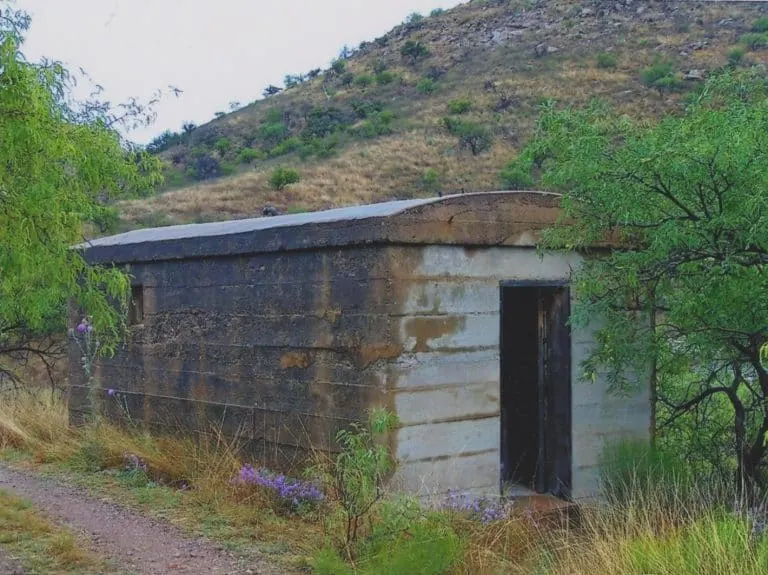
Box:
[69, 191, 650, 500]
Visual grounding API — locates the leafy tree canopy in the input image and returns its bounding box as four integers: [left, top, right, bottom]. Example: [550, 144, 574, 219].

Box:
[505, 68, 768, 489]
[0, 7, 163, 379]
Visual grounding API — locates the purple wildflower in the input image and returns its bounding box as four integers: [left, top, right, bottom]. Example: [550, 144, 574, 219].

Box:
[234, 465, 324, 513]
[441, 489, 509, 524]
[76, 322, 88, 334]
[107, 388, 116, 397]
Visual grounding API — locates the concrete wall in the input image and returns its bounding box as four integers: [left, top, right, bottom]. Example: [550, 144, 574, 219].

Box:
[68, 246, 399, 470]
[385, 245, 650, 499]
[69, 240, 650, 498]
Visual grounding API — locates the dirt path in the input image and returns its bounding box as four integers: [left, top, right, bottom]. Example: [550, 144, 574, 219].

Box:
[0, 465, 283, 575]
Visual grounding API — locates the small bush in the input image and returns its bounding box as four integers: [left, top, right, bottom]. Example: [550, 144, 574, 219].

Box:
[375, 71, 395, 85]
[269, 136, 302, 157]
[641, 58, 683, 95]
[350, 99, 384, 119]
[405, 12, 424, 29]
[268, 166, 301, 190]
[596, 52, 618, 69]
[339, 72, 355, 87]
[187, 154, 221, 180]
[214, 137, 232, 154]
[739, 32, 768, 49]
[299, 134, 342, 159]
[354, 74, 375, 88]
[416, 78, 438, 94]
[236, 148, 264, 164]
[353, 111, 394, 139]
[331, 59, 346, 74]
[499, 162, 534, 189]
[302, 106, 351, 140]
[728, 46, 746, 66]
[421, 168, 440, 190]
[430, 8, 445, 17]
[447, 98, 472, 114]
[752, 17, 768, 33]
[401, 40, 431, 63]
[444, 121, 492, 156]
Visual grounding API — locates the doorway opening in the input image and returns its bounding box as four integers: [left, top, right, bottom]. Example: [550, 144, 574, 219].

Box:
[500, 282, 572, 499]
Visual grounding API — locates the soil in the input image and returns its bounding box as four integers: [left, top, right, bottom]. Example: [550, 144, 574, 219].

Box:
[0, 465, 285, 575]
[0, 548, 26, 575]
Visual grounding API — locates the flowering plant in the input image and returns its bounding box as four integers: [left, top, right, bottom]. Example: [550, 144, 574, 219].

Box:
[440, 490, 511, 524]
[234, 465, 324, 515]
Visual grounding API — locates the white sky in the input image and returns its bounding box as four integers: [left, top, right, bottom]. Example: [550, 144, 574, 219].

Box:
[19, 0, 462, 145]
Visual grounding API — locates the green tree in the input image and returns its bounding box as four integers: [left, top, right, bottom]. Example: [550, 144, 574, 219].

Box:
[0, 8, 163, 381]
[504, 69, 768, 492]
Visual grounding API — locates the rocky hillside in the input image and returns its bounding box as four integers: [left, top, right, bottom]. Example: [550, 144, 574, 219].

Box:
[117, 0, 768, 230]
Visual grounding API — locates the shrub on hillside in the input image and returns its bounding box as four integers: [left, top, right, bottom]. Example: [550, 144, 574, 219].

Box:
[739, 32, 768, 49]
[416, 78, 438, 94]
[187, 154, 221, 180]
[146, 130, 183, 154]
[302, 107, 351, 140]
[404, 12, 425, 29]
[330, 59, 346, 74]
[430, 8, 445, 17]
[268, 166, 301, 190]
[354, 74, 374, 88]
[259, 121, 288, 147]
[458, 122, 493, 156]
[447, 98, 472, 114]
[214, 137, 232, 154]
[236, 147, 264, 164]
[299, 134, 342, 159]
[641, 58, 683, 95]
[441, 117, 493, 155]
[596, 52, 618, 69]
[375, 71, 395, 85]
[352, 111, 394, 139]
[728, 46, 746, 66]
[401, 40, 431, 63]
[499, 163, 534, 189]
[421, 168, 440, 191]
[339, 72, 355, 87]
[269, 136, 302, 157]
[350, 98, 384, 119]
[752, 17, 768, 33]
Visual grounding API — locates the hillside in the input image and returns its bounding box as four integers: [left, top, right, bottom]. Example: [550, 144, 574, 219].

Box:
[117, 0, 768, 230]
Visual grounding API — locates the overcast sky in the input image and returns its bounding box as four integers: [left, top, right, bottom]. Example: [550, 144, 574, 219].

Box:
[19, 0, 462, 145]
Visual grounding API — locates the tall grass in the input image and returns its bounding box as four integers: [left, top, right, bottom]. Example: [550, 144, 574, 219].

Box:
[3, 391, 768, 574]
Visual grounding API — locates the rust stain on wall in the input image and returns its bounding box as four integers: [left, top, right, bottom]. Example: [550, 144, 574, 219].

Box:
[357, 343, 404, 369]
[280, 351, 311, 370]
[404, 316, 464, 353]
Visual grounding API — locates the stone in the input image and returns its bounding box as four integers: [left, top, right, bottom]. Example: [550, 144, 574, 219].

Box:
[684, 69, 705, 81]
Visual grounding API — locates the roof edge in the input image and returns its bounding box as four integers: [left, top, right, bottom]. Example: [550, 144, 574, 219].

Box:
[81, 191, 563, 265]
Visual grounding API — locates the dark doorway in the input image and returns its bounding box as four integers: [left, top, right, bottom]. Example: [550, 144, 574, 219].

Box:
[500, 282, 572, 499]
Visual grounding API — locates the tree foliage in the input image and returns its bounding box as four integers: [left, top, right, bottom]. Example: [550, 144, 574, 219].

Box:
[0, 7, 163, 381]
[506, 69, 768, 491]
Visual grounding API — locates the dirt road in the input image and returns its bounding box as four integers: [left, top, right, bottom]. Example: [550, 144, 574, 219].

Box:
[0, 465, 284, 574]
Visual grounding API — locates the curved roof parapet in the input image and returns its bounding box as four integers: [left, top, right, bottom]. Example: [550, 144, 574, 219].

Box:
[78, 191, 564, 264]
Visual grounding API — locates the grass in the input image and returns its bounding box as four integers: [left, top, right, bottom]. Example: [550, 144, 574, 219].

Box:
[3, 389, 768, 574]
[0, 488, 112, 574]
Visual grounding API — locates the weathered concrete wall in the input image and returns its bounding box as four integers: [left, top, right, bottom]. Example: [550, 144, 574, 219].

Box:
[68, 246, 401, 470]
[69, 232, 649, 497]
[385, 245, 650, 499]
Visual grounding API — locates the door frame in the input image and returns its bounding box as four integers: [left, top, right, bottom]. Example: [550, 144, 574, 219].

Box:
[499, 280, 572, 499]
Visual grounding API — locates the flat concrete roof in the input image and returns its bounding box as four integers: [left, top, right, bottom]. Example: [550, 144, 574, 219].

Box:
[80, 191, 563, 264]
